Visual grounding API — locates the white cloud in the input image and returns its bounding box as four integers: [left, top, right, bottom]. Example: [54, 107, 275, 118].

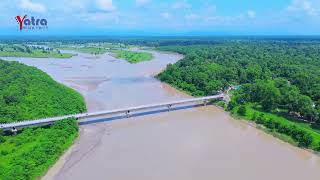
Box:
[172, 0, 191, 9]
[161, 12, 171, 19]
[97, 0, 116, 12]
[287, 0, 318, 16]
[136, 0, 150, 7]
[79, 12, 119, 24]
[204, 14, 245, 24]
[247, 10, 256, 18]
[19, 0, 46, 13]
[185, 13, 199, 20]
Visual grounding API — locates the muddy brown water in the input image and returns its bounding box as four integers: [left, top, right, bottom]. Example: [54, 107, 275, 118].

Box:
[2, 51, 320, 180]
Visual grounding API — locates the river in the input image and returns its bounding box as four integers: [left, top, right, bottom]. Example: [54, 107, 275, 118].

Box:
[3, 50, 320, 180]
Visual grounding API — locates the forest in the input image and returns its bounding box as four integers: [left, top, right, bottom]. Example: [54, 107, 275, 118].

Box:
[0, 60, 86, 123]
[0, 60, 86, 179]
[157, 41, 320, 150]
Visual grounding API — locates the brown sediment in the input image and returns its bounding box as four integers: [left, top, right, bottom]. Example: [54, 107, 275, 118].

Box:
[84, 96, 107, 112]
[64, 77, 111, 92]
[84, 56, 101, 59]
[50, 63, 72, 69]
[80, 64, 93, 68]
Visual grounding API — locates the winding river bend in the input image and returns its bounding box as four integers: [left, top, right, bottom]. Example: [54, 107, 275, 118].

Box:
[3, 50, 320, 180]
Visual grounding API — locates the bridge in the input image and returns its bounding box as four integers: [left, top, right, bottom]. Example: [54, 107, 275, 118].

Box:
[0, 95, 224, 132]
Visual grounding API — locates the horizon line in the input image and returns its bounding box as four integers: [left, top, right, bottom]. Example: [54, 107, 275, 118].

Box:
[1, 35, 320, 38]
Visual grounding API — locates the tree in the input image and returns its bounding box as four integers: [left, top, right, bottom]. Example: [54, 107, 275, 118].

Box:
[204, 80, 221, 95]
[238, 105, 247, 116]
[280, 86, 300, 113]
[26, 46, 32, 53]
[297, 95, 316, 121]
[246, 64, 262, 83]
[260, 86, 280, 112]
[252, 112, 258, 121]
[316, 108, 320, 124]
[299, 133, 313, 147]
[243, 81, 280, 111]
[227, 100, 237, 110]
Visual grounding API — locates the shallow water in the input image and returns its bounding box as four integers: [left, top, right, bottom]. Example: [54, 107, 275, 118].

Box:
[3, 51, 320, 180]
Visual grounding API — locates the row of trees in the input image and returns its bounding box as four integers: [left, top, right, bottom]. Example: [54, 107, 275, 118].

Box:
[0, 44, 33, 53]
[0, 44, 63, 56]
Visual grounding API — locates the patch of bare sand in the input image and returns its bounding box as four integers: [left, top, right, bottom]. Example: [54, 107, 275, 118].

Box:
[64, 77, 111, 92]
[50, 63, 72, 69]
[84, 56, 101, 59]
[80, 64, 93, 68]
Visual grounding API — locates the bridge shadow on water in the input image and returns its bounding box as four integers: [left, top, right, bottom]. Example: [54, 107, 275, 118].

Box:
[79, 104, 209, 126]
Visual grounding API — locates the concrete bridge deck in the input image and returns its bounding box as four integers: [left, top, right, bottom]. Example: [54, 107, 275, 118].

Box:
[0, 95, 223, 131]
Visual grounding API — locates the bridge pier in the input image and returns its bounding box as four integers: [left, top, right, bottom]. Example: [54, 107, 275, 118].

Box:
[126, 110, 131, 118]
[11, 127, 17, 135]
[204, 100, 208, 106]
[167, 104, 172, 111]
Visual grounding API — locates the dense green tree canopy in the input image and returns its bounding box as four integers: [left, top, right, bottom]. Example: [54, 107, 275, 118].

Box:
[0, 59, 86, 180]
[157, 42, 320, 123]
[0, 60, 86, 123]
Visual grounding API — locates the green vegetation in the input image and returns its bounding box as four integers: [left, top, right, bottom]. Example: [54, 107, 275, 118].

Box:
[49, 42, 128, 55]
[157, 41, 320, 151]
[112, 50, 153, 63]
[56, 46, 109, 55]
[0, 44, 73, 58]
[233, 79, 317, 122]
[0, 60, 86, 123]
[0, 60, 86, 179]
[73, 47, 108, 54]
[0, 119, 79, 180]
[49, 42, 127, 49]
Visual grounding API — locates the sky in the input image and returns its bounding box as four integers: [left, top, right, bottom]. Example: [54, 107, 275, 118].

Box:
[0, 0, 319, 36]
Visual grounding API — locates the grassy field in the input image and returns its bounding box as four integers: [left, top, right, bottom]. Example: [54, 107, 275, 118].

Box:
[0, 60, 86, 180]
[112, 50, 153, 63]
